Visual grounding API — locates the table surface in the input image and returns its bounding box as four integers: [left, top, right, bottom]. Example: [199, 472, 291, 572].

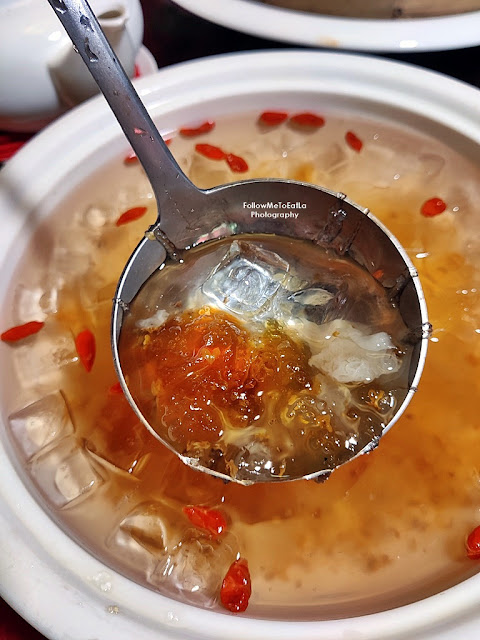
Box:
[1, 0, 479, 637]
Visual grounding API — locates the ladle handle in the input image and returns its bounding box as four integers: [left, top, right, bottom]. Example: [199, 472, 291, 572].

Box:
[47, 0, 199, 222]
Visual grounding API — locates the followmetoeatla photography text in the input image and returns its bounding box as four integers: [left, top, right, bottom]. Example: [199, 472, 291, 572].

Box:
[243, 201, 307, 219]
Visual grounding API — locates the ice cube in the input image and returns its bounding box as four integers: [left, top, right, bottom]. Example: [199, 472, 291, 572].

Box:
[51, 228, 99, 277]
[187, 153, 232, 189]
[417, 153, 445, 182]
[149, 529, 238, 608]
[333, 132, 445, 190]
[8, 391, 74, 460]
[307, 319, 401, 384]
[202, 240, 289, 315]
[28, 435, 103, 507]
[106, 500, 179, 576]
[79, 275, 117, 312]
[12, 319, 78, 387]
[156, 455, 225, 506]
[12, 284, 58, 322]
[86, 419, 151, 477]
[314, 142, 348, 176]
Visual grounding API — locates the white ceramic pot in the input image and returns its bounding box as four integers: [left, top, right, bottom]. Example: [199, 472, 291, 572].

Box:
[0, 51, 480, 639]
[0, 0, 144, 132]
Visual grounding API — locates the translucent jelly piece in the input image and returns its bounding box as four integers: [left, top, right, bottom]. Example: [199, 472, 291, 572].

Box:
[234, 440, 282, 482]
[8, 391, 74, 460]
[285, 286, 338, 324]
[307, 319, 401, 384]
[202, 240, 289, 315]
[11, 319, 78, 386]
[288, 287, 334, 307]
[106, 500, 180, 578]
[149, 530, 238, 608]
[28, 436, 103, 507]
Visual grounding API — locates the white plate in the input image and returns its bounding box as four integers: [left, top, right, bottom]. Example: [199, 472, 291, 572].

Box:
[1, 50, 480, 640]
[172, 0, 480, 51]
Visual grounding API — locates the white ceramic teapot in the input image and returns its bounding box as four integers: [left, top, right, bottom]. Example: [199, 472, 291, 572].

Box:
[0, 0, 144, 132]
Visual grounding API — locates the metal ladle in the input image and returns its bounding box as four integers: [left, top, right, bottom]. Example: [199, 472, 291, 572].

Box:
[49, 0, 430, 484]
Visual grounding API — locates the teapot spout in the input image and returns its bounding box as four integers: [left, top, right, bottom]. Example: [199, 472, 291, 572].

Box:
[49, 3, 137, 108]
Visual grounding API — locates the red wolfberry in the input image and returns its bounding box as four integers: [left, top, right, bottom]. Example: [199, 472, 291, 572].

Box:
[226, 153, 249, 173]
[124, 151, 139, 165]
[259, 111, 289, 126]
[421, 197, 447, 217]
[116, 206, 148, 226]
[195, 143, 226, 160]
[1, 321, 44, 343]
[345, 131, 363, 152]
[134, 64, 141, 78]
[179, 121, 215, 137]
[75, 329, 96, 372]
[125, 140, 170, 162]
[109, 381, 123, 395]
[220, 558, 251, 613]
[183, 505, 227, 537]
[466, 526, 480, 559]
[372, 269, 384, 280]
[290, 112, 325, 128]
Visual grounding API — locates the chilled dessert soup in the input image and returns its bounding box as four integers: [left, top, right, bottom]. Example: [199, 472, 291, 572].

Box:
[2, 108, 480, 619]
[120, 233, 413, 483]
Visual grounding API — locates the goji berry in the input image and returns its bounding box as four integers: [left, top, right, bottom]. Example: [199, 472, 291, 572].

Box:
[345, 131, 363, 152]
[179, 121, 215, 137]
[183, 505, 227, 537]
[466, 525, 480, 559]
[226, 153, 249, 173]
[75, 329, 96, 372]
[421, 197, 447, 217]
[124, 151, 139, 165]
[372, 269, 384, 280]
[220, 558, 251, 613]
[195, 143, 226, 160]
[109, 381, 123, 395]
[1, 321, 44, 342]
[116, 206, 148, 226]
[259, 111, 289, 126]
[290, 112, 325, 128]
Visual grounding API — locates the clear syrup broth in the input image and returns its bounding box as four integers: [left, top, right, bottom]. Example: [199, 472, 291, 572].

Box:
[1, 109, 479, 619]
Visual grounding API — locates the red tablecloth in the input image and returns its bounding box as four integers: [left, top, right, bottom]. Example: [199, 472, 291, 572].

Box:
[0, 599, 46, 640]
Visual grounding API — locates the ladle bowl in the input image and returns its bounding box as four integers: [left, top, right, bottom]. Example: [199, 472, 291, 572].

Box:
[49, 0, 429, 483]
